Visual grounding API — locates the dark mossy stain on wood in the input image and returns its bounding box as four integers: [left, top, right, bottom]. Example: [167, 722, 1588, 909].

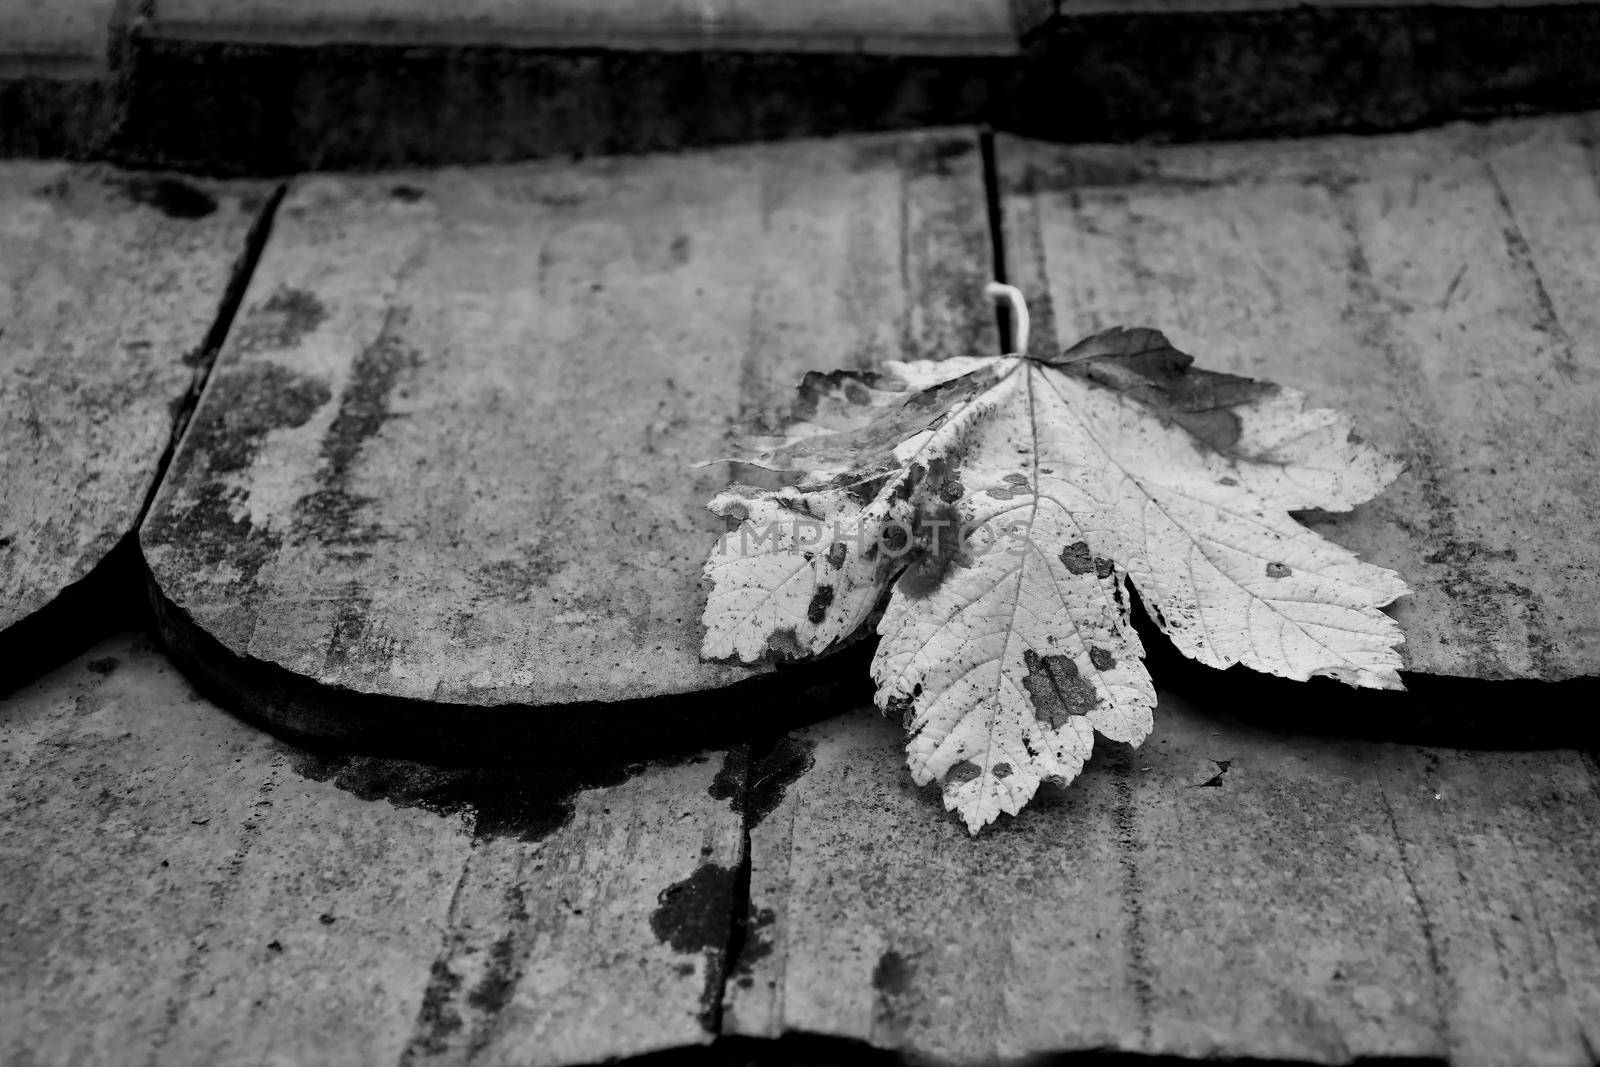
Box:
[230, 285, 329, 354]
[651, 862, 739, 1030]
[651, 863, 737, 956]
[465, 886, 529, 1027]
[872, 949, 914, 998]
[747, 735, 815, 828]
[728, 904, 777, 990]
[707, 747, 746, 806]
[283, 745, 641, 843]
[119, 176, 218, 220]
[291, 305, 420, 546]
[407, 958, 465, 1057]
[143, 362, 331, 593]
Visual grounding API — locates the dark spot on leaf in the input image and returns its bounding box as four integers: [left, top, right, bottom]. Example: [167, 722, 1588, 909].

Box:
[670, 234, 691, 264]
[319, 913, 336, 925]
[993, 762, 1013, 780]
[776, 494, 821, 520]
[886, 695, 916, 728]
[1022, 649, 1100, 728]
[86, 657, 119, 675]
[807, 585, 834, 625]
[1095, 556, 1114, 579]
[897, 500, 966, 600]
[881, 524, 908, 553]
[825, 542, 848, 569]
[1219, 476, 1239, 486]
[1005, 472, 1030, 485]
[1266, 562, 1292, 579]
[844, 381, 872, 406]
[390, 184, 426, 201]
[1047, 326, 1276, 453]
[842, 472, 891, 506]
[945, 760, 983, 786]
[988, 487, 1014, 500]
[939, 480, 965, 503]
[764, 628, 807, 663]
[267, 940, 283, 953]
[1089, 647, 1116, 672]
[121, 176, 217, 219]
[1060, 541, 1095, 575]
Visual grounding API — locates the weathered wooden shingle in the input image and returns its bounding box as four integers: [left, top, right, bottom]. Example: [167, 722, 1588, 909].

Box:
[0, 163, 262, 642]
[0, 636, 746, 1064]
[1000, 114, 1600, 680]
[140, 130, 996, 729]
[724, 705, 1600, 1064]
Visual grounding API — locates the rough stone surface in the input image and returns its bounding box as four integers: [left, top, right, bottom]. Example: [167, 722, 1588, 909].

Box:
[0, 635, 745, 1064]
[1001, 113, 1600, 680]
[0, 162, 262, 636]
[149, 0, 1020, 54]
[140, 130, 997, 714]
[724, 703, 1600, 1065]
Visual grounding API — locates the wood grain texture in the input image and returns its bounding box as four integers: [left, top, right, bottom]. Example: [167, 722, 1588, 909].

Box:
[1000, 114, 1600, 681]
[724, 703, 1600, 1065]
[0, 163, 262, 635]
[140, 130, 997, 723]
[0, 635, 746, 1064]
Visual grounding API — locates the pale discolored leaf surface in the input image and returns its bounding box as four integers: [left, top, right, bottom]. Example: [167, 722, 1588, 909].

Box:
[703, 319, 1408, 832]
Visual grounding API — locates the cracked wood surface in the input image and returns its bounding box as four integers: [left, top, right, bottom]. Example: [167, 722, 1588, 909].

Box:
[0, 635, 746, 1065]
[723, 703, 1600, 1065]
[0, 163, 262, 637]
[1001, 114, 1600, 681]
[139, 129, 996, 715]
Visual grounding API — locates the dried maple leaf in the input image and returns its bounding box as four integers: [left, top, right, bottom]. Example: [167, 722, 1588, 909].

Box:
[701, 285, 1408, 833]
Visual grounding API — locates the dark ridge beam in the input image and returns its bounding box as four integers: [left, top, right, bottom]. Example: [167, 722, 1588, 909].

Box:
[1005, 5, 1600, 146]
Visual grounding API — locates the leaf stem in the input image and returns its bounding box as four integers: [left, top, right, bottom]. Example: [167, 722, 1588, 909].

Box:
[985, 282, 1030, 356]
